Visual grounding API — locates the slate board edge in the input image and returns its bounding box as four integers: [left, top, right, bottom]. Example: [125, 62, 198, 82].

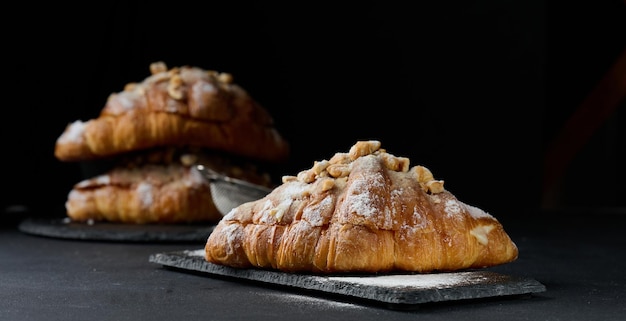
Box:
[148, 250, 547, 306]
[18, 218, 214, 243]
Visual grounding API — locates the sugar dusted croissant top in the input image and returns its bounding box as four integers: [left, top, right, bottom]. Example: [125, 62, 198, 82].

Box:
[54, 61, 290, 163]
[205, 140, 519, 274]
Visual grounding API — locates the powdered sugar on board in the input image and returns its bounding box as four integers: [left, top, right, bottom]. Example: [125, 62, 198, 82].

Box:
[149, 249, 546, 309]
[327, 271, 486, 289]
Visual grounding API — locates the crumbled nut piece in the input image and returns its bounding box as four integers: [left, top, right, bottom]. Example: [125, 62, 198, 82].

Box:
[318, 177, 335, 192]
[334, 177, 348, 189]
[381, 153, 410, 172]
[329, 153, 351, 165]
[282, 175, 298, 183]
[150, 61, 168, 74]
[413, 165, 434, 183]
[297, 169, 316, 183]
[269, 208, 284, 222]
[167, 74, 185, 100]
[411, 165, 445, 193]
[349, 140, 382, 160]
[327, 164, 350, 178]
[316, 170, 329, 178]
[312, 160, 330, 175]
[426, 180, 445, 194]
[217, 72, 233, 84]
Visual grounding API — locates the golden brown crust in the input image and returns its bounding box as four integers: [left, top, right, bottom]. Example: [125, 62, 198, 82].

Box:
[205, 140, 519, 274]
[66, 163, 219, 224]
[54, 62, 290, 163]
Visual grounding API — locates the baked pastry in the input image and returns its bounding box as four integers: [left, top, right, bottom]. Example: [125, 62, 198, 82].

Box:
[54, 61, 289, 163]
[205, 140, 518, 274]
[65, 148, 273, 224]
[55, 62, 289, 224]
[66, 163, 213, 224]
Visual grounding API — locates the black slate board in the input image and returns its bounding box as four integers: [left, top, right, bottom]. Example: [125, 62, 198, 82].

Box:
[18, 218, 214, 243]
[149, 249, 547, 309]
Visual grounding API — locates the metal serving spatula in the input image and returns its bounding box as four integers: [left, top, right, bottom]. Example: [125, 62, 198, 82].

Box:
[194, 165, 273, 216]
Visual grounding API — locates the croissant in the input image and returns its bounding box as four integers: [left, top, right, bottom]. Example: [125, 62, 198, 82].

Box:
[65, 148, 274, 224]
[54, 61, 289, 163]
[66, 162, 217, 224]
[54, 62, 289, 224]
[205, 140, 518, 274]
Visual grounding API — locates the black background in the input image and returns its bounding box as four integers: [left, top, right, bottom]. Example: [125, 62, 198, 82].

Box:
[2, 1, 625, 220]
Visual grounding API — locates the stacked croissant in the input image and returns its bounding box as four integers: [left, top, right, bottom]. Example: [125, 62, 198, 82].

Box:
[54, 62, 290, 224]
[205, 140, 518, 274]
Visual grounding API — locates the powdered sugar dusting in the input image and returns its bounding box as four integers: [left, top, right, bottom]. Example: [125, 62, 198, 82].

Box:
[444, 199, 462, 218]
[184, 249, 205, 257]
[223, 207, 238, 220]
[280, 181, 311, 198]
[187, 166, 206, 187]
[465, 203, 495, 219]
[410, 206, 428, 230]
[116, 92, 137, 111]
[348, 184, 379, 218]
[258, 199, 276, 223]
[328, 271, 484, 289]
[223, 223, 243, 255]
[136, 182, 154, 208]
[66, 190, 87, 213]
[388, 189, 403, 226]
[95, 175, 111, 185]
[75, 174, 110, 188]
[346, 172, 384, 219]
[261, 292, 364, 310]
[58, 120, 85, 143]
[302, 195, 333, 226]
[272, 198, 294, 222]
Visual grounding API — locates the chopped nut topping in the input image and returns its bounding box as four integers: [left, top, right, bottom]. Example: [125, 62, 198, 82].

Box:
[329, 153, 351, 165]
[426, 180, 445, 194]
[411, 165, 444, 194]
[348, 140, 381, 160]
[297, 170, 316, 183]
[381, 153, 410, 172]
[150, 61, 168, 74]
[167, 74, 185, 100]
[269, 208, 284, 222]
[326, 164, 350, 178]
[312, 160, 330, 175]
[413, 165, 434, 183]
[285, 141, 444, 195]
[217, 72, 234, 84]
[318, 177, 335, 192]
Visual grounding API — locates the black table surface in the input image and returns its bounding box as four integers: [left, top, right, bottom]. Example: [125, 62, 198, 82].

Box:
[1, 208, 625, 321]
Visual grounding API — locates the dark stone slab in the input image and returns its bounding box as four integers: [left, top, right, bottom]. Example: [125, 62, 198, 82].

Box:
[18, 218, 214, 243]
[149, 249, 547, 309]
